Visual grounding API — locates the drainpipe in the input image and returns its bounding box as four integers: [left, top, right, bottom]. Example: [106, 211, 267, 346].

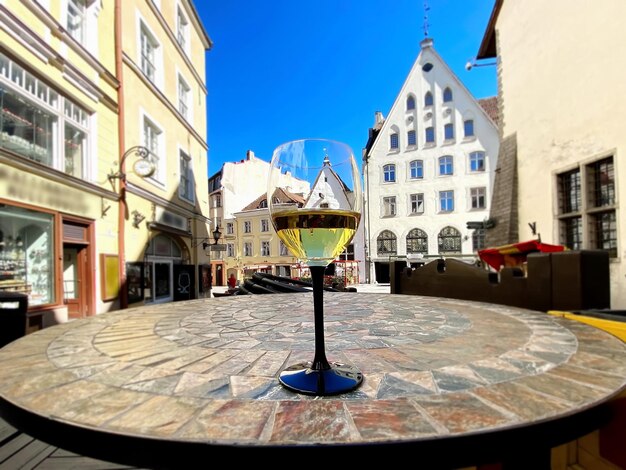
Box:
[114, 0, 128, 309]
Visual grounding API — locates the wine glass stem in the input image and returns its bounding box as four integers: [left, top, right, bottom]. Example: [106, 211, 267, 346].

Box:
[310, 266, 331, 371]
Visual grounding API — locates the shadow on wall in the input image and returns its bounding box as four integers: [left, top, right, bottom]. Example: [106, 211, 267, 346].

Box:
[391, 250, 610, 312]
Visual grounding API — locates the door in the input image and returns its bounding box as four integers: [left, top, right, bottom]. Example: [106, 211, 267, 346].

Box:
[152, 260, 173, 303]
[63, 245, 87, 318]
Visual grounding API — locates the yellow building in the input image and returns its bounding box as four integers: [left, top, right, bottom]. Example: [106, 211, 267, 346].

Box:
[0, 0, 211, 331]
[477, 0, 625, 308]
[0, 0, 120, 328]
[117, 0, 212, 306]
[228, 190, 301, 283]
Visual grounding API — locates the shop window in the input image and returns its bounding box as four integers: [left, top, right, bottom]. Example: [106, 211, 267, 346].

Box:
[0, 204, 54, 306]
[0, 53, 90, 178]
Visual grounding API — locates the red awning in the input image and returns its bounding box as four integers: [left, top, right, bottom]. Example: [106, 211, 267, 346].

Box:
[478, 239, 566, 271]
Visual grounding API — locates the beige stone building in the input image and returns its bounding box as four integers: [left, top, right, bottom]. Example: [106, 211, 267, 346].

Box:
[477, 0, 625, 308]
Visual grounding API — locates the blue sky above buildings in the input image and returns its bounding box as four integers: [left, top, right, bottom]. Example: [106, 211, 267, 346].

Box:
[198, 0, 497, 177]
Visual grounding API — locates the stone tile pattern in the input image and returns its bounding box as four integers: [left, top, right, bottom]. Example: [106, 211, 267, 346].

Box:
[1, 293, 625, 447]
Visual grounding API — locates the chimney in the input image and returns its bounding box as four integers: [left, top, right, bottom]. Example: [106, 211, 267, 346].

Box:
[374, 111, 384, 129]
[246, 150, 255, 160]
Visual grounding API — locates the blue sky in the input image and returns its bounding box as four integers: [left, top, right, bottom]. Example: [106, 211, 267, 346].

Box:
[197, 1, 497, 177]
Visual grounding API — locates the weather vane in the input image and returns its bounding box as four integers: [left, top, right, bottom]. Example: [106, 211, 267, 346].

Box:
[423, 0, 430, 38]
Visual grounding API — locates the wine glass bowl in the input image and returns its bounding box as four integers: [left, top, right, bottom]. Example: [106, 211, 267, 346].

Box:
[268, 138, 363, 395]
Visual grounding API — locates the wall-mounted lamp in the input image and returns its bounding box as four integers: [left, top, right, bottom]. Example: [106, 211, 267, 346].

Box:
[108, 145, 155, 183]
[193, 225, 223, 250]
[465, 58, 497, 71]
[131, 210, 146, 228]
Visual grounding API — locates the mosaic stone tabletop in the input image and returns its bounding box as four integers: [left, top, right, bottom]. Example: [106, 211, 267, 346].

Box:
[1, 293, 626, 456]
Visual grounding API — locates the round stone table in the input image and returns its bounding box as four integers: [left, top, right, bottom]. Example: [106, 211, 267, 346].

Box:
[1, 293, 625, 468]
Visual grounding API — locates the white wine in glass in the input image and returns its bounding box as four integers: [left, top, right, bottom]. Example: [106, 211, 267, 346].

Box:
[268, 138, 363, 395]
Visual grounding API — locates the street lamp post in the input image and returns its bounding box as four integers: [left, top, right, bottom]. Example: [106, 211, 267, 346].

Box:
[206, 225, 222, 296]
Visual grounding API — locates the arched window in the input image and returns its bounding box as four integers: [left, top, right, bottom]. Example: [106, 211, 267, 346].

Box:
[406, 228, 428, 254]
[439, 155, 453, 175]
[407, 130, 416, 146]
[406, 95, 415, 111]
[409, 160, 423, 179]
[390, 132, 399, 149]
[424, 91, 433, 107]
[383, 164, 396, 182]
[259, 199, 267, 208]
[469, 151, 485, 172]
[443, 87, 453, 102]
[438, 226, 462, 254]
[377, 230, 397, 255]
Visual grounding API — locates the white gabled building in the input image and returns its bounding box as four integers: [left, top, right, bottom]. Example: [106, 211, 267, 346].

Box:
[363, 38, 499, 283]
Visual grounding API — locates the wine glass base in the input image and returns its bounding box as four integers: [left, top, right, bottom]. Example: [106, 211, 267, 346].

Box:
[278, 361, 363, 396]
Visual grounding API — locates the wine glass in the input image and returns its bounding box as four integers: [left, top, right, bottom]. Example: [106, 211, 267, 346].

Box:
[267, 138, 363, 395]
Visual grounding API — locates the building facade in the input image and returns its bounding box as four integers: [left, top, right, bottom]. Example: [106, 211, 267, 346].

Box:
[363, 38, 499, 283]
[0, 0, 120, 328]
[477, 0, 625, 308]
[0, 0, 211, 331]
[117, 0, 212, 306]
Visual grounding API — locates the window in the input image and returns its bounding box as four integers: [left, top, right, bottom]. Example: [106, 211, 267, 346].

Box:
[438, 226, 462, 254]
[558, 157, 617, 256]
[383, 196, 396, 217]
[261, 241, 271, 256]
[176, 6, 189, 51]
[383, 164, 396, 183]
[406, 95, 415, 110]
[227, 243, 234, 257]
[213, 194, 222, 208]
[444, 123, 454, 140]
[390, 133, 399, 150]
[472, 229, 486, 251]
[439, 156, 453, 175]
[469, 151, 485, 172]
[143, 116, 162, 181]
[406, 228, 428, 254]
[226, 222, 234, 235]
[178, 75, 190, 119]
[409, 160, 423, 179]
[244, 221, 251, 233]
[259, 199, 267, 208]
[424, 91, 433, 107]
[140, 23, 159, 83]
[0, 54, 92, 178]
[179, 150, 194, 202]
[407, 130, 416, 146]
[471, 187, 486, 209]
[422, 63, 433, 72]
[439, 190, 454, 212]
[261, 219, 269, 232]
[443, 87, 453, 102]
[243, 242, 252, 256]
[464, 119, 475, 138]
[67, 0, 86, 44]
[377, 230, 397, 255]
[410, 193, 424, 214]
[0, 205, 54, 306]
[279, 241, 289, 256]
[425, 127, 435, 144]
